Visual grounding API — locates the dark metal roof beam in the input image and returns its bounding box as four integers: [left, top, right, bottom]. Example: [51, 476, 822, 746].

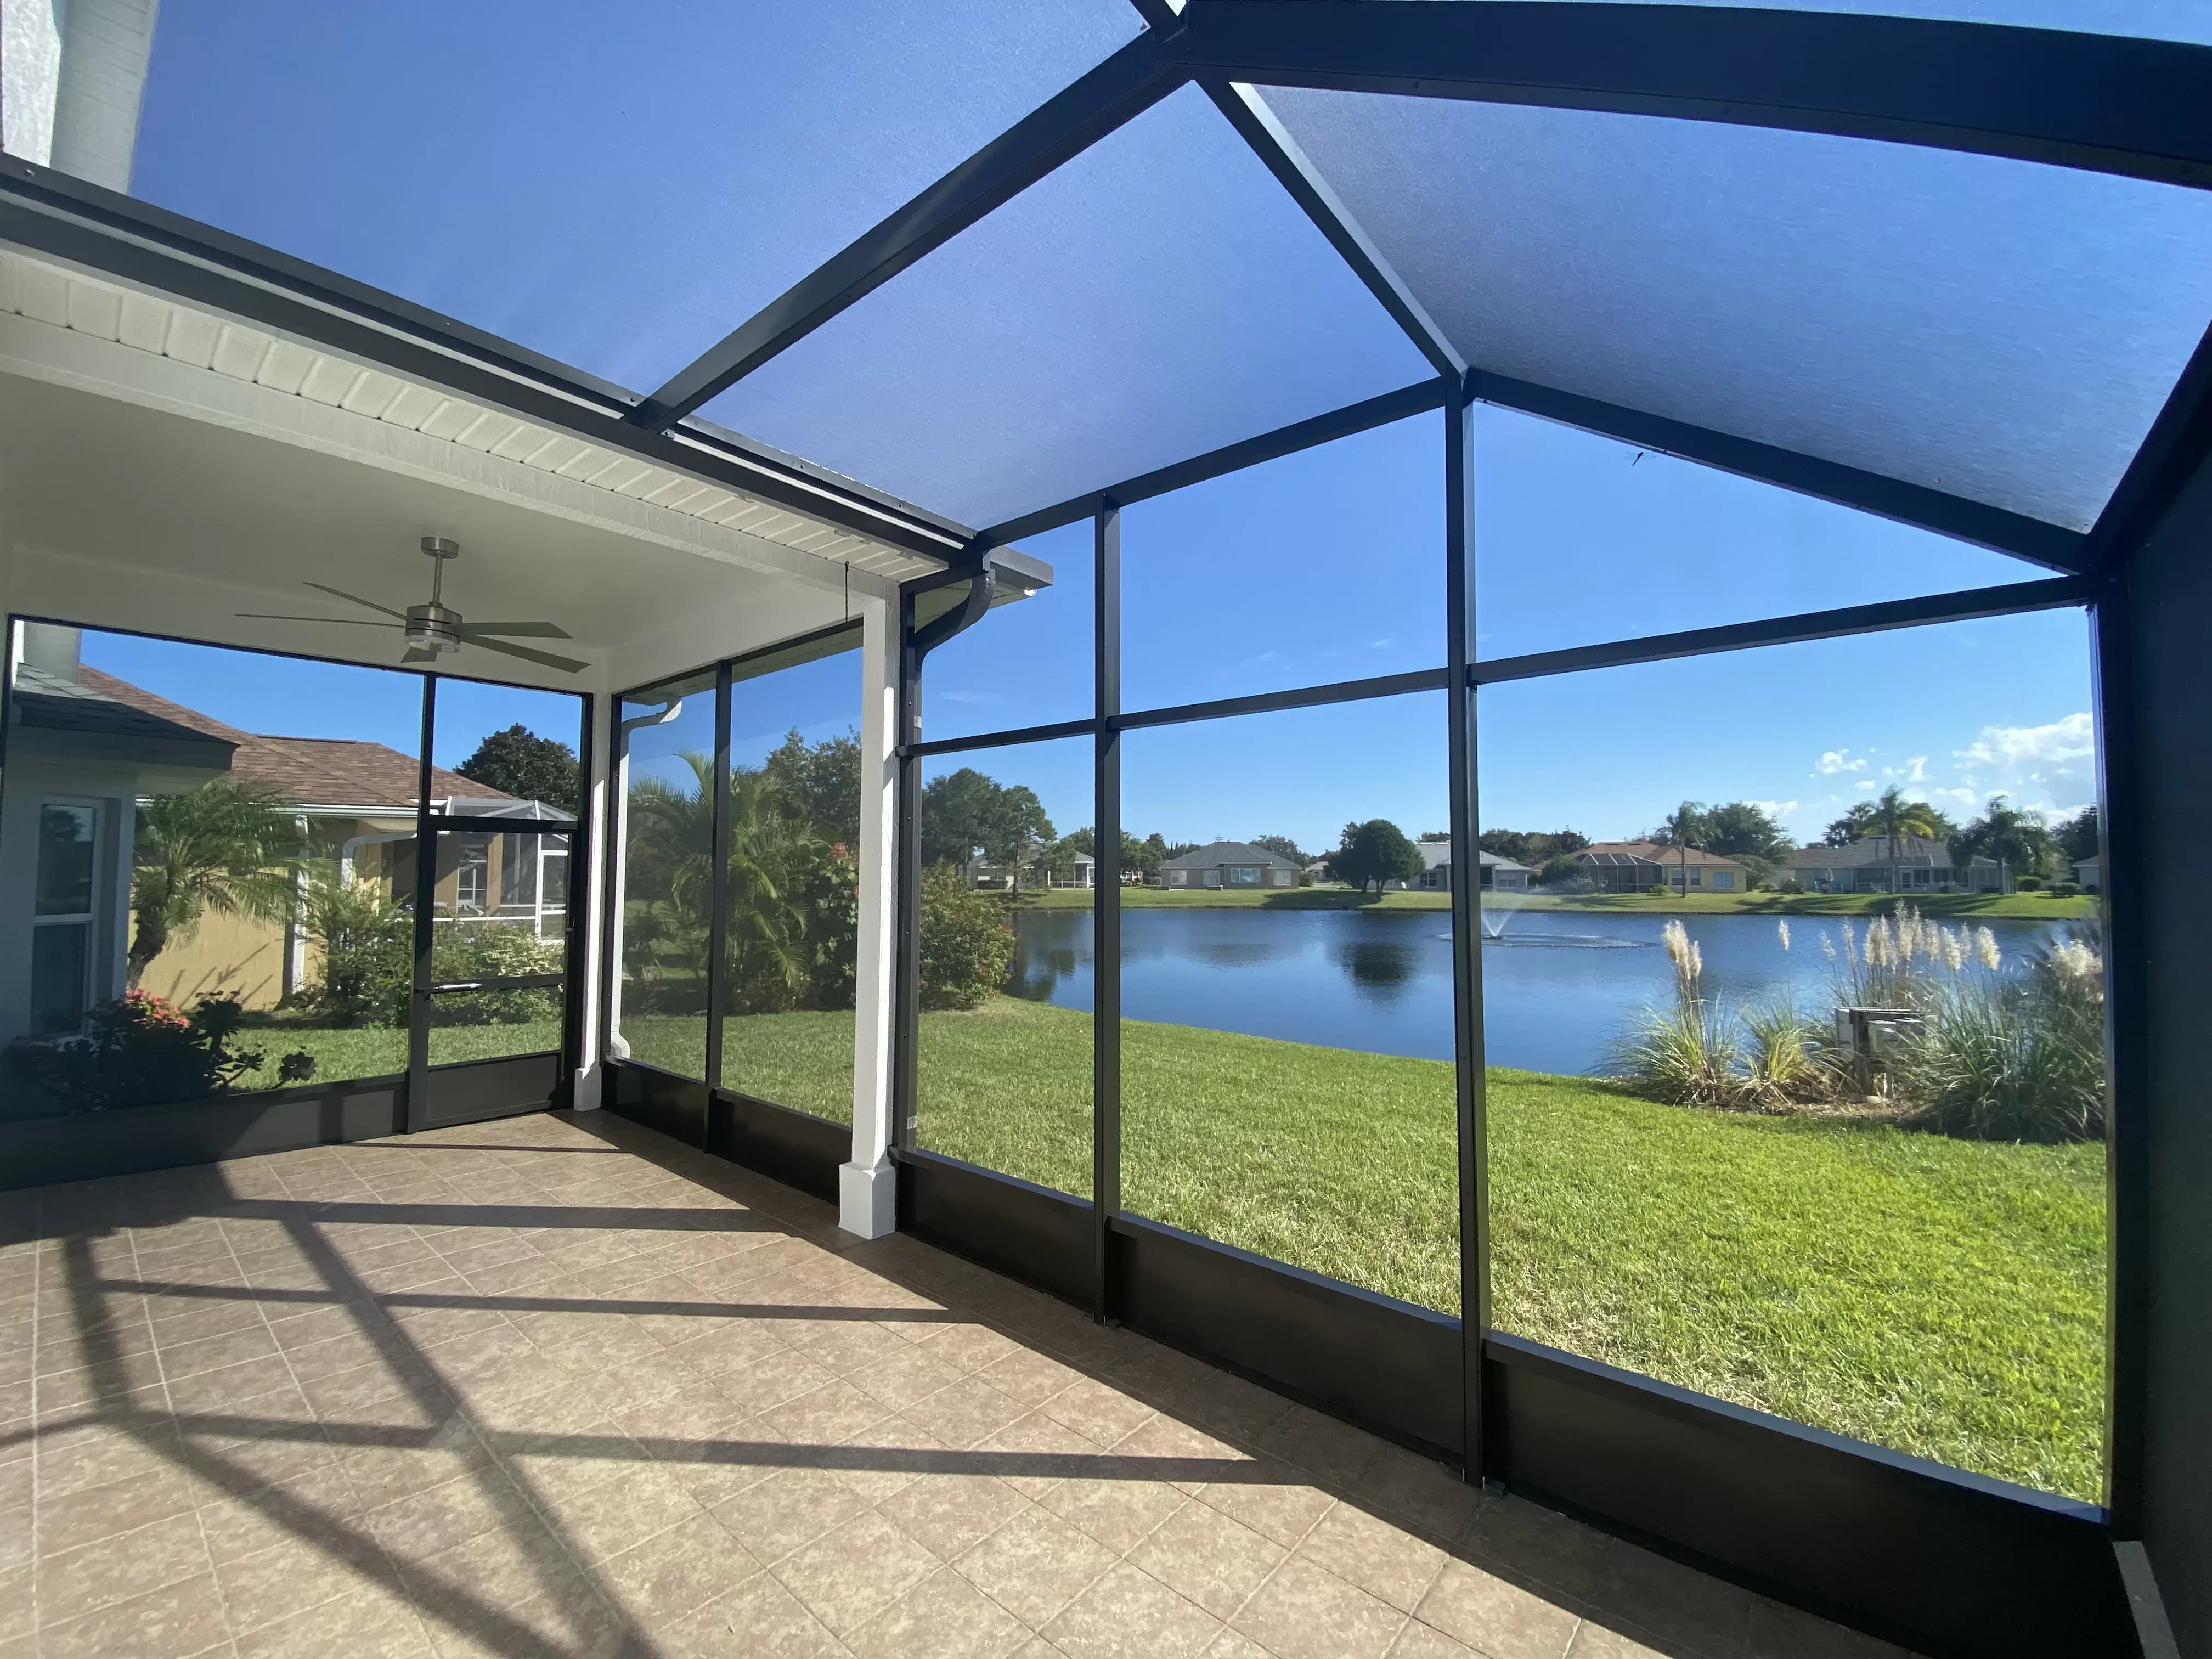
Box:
[0, 157, 972, 563]
[630, 30, 1190, 431]
[1200, 81, 1463, 379]
[983, 377, 1448, 546]
[2081, 319, 2212, 571]
[1468, 370, 2089, 573]
[1175, 1, 2212, 190]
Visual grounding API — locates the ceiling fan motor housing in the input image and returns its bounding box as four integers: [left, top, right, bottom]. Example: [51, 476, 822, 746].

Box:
[405, 602, 463, 656]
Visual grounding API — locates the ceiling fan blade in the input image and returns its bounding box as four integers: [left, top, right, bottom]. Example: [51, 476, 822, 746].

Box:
[454, 620, 573, 640]
[402, 646, 440, 664]
[462, 635, 589, 674]
[237, 613, 407, 628]
[304, 582, 409, 619]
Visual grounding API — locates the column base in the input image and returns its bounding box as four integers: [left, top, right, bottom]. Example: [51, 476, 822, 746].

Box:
[839, 1158, 897, 1239]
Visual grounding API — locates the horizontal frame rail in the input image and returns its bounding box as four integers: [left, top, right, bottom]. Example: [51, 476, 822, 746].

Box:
[1470, 577, 2093, 685]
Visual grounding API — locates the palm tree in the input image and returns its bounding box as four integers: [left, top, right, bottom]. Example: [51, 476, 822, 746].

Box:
[128, 780, 303, 987]
[1872, 785, 1946, 894]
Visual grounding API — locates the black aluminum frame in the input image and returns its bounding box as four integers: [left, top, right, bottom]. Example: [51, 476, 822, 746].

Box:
[0, 612, 589, 1138]
[882, 390, 2146, 1657]
[600, 620, 867, 1142]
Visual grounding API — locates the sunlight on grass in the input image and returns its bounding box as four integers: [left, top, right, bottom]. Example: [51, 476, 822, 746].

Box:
[618, 995, 2104, 1501]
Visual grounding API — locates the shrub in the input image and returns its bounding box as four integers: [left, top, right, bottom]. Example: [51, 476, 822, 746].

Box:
[1607, 921, 1747, 1107]
[5, 992, 312, 1113]
[429, 924, 563, 1024]
[918, 866, 1013, 1010]
[2048, 882, 2080, 898]
[1894, 938, 2106, 1142]
[2015, 874, 2044, 892]
[295, 869, 412, 1026]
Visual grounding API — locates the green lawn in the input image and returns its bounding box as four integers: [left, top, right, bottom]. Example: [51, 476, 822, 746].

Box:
[624, 998, 2105, 1502]
[1018, 885, 2092, 919]
[231, 1019, 563, 1088]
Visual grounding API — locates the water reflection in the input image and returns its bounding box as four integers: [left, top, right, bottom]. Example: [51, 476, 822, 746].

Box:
[1006, 906, 2067, 1074]
[1336, 938, 1417, 1000]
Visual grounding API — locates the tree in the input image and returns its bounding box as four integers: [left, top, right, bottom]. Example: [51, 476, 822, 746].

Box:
[1418, 830, 1451, 844]
[1327, 819, 1423, 894]
[1646, 801, 1711, 848]
[762, 729, 861, 848]
[1696, 802, 1791, 864]
[2055, 807, 2100, 865]
[128, 781, 303, 988]
[1822, 795, 1958, 848]
[456, 724, 579, 812]
[1250, 835, 1308, 866]
[919, 767, 1054, 883]
[1954, 796, 2057, 882]
[1477, 828, 1588, 866]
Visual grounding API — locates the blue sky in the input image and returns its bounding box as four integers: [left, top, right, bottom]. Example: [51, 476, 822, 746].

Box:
[108, 5, 2099, 858]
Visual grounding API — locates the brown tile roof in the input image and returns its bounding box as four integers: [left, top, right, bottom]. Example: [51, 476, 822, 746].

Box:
[77, 667, 503, 809]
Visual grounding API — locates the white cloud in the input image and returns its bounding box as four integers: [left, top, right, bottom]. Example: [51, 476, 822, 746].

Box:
[1855, 780, 1877, 792]
[1883, 755, 1929, 784]
[1932, 787, 1979, 809]
[1816, 749, 1867, 776]
[1747, 799, 1799, 820]
[939, 690, 1001, 705]
[1956, 713, 2094, 771]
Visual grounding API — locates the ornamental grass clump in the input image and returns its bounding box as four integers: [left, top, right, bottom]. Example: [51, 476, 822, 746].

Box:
[1893, 927, 2106, 1143]
[1607, 919, 1750, 1108]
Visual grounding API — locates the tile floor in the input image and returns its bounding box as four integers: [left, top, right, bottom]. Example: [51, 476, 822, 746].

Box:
[0, 1110, 1915, 1658]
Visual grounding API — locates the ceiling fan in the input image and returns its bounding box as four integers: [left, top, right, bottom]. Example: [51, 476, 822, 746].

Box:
[239, 537, 586, 673]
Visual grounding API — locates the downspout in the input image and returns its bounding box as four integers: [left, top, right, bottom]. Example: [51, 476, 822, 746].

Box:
[893, 556, 998, 1150]
[606, 696, 687, 1060]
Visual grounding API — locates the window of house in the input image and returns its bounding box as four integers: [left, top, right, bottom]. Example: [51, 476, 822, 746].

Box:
[30, 803, 98, 1032]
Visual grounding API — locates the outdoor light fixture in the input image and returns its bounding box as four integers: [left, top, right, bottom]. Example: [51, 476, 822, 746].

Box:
[238, 535, 588, 673]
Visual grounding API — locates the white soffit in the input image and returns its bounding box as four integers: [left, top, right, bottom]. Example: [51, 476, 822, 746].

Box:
[0, 246, 941, 582]
[1266, 89, 2212, 532]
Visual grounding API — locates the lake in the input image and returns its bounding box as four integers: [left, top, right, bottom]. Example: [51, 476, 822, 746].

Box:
[1008, 907, 2072, 1075]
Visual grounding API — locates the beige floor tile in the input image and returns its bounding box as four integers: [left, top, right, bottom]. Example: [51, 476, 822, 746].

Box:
[955, 1503, 1120, 1627]
[232, 1583, 435, 1658]
[34, 1569, 233, 1659]
[213, 1527, 391, 1634]
[1044, 1561, 1225, 1659]
[364, 1464, 535, 1561]
[879, 1472, 1034, 1559]
[1299, 1501, 1448, 1612]
[844, 1565, 1031, 1659]
[711, 1465, 868, 1566]
[1416, 1559, 1581, 1659]
[1132, 1498, 1289, 1621]
[1036, 1471, 1190, 1554]
[1192, 1466, 1335, 1550]
[601, 1509, 763, 1624]
[1586, 1542, 1753, 1658]
[38, 1466, 200, 1555]
[661, 1570, 838, 1658]
[1231, 1556, 1409, 1659]
[538, 1460, 705, 1561]
[38, 1509, 212, 1624]
[1388, 1621, 1483, 1657]
[771, 1509, 941, 1635]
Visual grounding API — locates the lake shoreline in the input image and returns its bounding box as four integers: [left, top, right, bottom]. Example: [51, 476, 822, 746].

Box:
[1009, 887, 2092, 919]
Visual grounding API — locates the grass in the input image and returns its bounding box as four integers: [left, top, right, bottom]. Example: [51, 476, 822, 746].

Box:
[1015, 886, 2092, 918]
[622, 996, 2107, 1502]
[230, 1019, 562, 1088]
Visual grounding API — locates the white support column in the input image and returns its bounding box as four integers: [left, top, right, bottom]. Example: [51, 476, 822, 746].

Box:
[573, 690, 615, 1109]
[842, 593, 899, 1238]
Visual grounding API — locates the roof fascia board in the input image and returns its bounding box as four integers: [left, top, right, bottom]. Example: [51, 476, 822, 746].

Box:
[983, 376, 1449, 546]
[1468, 370, 2089, 572]
[630, 28, 1191, 430]
[0, 157, 970, 563]
[2082, 319, 2212, 572]
[1173, 1, 2212, 190]
[0, 307, 899, 605]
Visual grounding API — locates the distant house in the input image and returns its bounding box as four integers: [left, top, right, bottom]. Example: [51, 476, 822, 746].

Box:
[2074, 854, 2102, 892]
[963, 849, 1090, 890]
[1413, 840, 1530, 893]
[1791, 833, 2002, 894]
[1, 639, 567, 1036]
[1576, 840, 1750, 893]
[1159, 842, 1300, 890]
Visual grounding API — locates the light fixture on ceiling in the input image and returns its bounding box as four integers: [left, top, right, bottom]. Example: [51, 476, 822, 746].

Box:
[236, 537, 586, 674]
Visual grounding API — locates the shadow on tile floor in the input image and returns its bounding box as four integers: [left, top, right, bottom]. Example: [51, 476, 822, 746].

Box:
[0, 1108, 1916, 1658]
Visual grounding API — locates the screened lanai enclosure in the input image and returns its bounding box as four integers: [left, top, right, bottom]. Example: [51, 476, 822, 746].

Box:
[2, 4, 2210, 1656]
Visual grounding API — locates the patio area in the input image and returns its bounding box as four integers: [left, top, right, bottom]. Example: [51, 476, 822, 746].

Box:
[0, 1113, 1900, 1659]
